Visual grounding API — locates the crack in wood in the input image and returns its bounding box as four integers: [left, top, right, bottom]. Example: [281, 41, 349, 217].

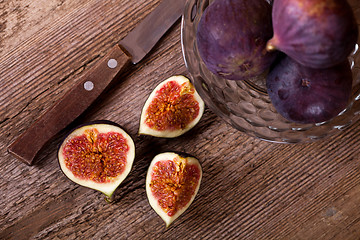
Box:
[0, 187, 88, 240]
[57, 54, 101, 85]
[1, 54, 103, 126]
[0, 117, 9, 125]
[2, 86, 52, 126]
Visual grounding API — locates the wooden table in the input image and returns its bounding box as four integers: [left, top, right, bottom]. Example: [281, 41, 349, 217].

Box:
[1, 0, 360, 239]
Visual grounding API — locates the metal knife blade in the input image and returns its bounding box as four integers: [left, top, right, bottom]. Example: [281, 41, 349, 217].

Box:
[120, 0, 186, 64]
[8, 0, 186, 165]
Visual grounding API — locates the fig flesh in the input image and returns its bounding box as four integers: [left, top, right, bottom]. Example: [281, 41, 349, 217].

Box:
[266, 57, 353, 124]
[58, 121, 135, 200]
[267, 0, 358, 69]
[196, 0, 276, 80]
[146, 152, 202, 227]
[139, 75, 204, 138]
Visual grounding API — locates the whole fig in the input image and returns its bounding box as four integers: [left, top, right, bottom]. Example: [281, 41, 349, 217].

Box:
[266, 56, 353, 124]
[267, 0, 358, 69]
[196, 0, 276, 80]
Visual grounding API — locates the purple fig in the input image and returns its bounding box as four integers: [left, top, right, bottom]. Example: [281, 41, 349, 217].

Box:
[267, 0, 358, 69]
[196, 0, 277, 80]
[266, 56, 353, 124]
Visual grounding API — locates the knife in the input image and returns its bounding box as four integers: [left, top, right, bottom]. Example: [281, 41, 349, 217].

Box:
[8, 0, 187, 165]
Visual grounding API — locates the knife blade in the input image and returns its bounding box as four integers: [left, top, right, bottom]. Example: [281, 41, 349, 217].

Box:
[8, 0, 187, 165]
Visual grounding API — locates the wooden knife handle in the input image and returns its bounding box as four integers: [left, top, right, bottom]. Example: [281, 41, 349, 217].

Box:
[8, 44, 132, 165]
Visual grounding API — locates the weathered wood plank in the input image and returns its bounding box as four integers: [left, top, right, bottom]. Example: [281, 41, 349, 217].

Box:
[1, 0, 360, 239]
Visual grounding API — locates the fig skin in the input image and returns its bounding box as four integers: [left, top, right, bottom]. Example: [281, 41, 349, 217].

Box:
[196, 0, 276, 80]
[58, 120, 135, 200]
[139, 75, 204, 138]
[267, 0, 358, 69]
[266, 57, 353, 124]
[146, 152, 202, 227]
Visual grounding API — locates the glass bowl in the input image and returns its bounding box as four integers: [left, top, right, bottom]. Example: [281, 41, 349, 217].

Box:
[181, 0, 360, 143]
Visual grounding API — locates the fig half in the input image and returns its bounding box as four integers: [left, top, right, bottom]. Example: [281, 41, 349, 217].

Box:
[146, 152, 202, 227]
[139, 76, 204, 138]
[58, 121, 135, 200]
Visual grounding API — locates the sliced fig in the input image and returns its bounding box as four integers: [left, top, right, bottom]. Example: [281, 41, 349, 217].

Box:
[267, 0, 358, 68]
[146, 152, 202, 227]
[58, 121, 135, 200]
[139, 75, 204, 138]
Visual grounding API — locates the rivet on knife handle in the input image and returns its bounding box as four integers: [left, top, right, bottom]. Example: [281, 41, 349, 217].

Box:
[8, 0, 186, 165]
[8, 45, 132, 165]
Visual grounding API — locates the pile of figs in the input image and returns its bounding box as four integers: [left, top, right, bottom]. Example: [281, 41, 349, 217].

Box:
[197, 0, 359, 124]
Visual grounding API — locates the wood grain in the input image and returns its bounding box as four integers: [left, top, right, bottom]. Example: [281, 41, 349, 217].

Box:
[1, 0, 360, 239]
[8, 44, 132, 165]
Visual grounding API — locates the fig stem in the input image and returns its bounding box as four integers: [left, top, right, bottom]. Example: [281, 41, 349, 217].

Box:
[266, 41, 277, 52]
[105, 194, 115, 203]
